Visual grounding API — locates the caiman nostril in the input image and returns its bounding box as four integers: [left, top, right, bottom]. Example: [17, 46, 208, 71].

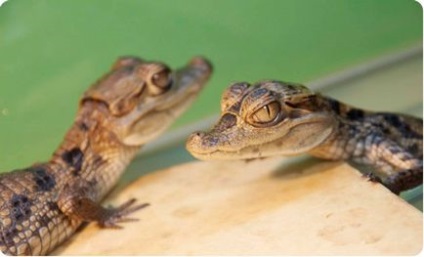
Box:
[194, 131, 205, 137]
[188, 131, 204, 143]
[186, 131, 207, 151]
[189, 56, 213, 73]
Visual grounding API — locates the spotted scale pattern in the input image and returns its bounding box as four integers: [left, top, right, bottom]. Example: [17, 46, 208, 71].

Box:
[0, 166, 80, 255]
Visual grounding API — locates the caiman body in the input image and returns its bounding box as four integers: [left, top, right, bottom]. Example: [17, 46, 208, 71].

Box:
[186, 80, 422, 193]
[0, 56, 212, 255]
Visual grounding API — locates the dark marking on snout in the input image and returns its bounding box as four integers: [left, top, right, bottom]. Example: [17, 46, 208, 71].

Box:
[228, 102, 242, 113]
[62, 147, 84, 175]
[203, 135, 220, 147]
[214, 113, 237, 132]
[31, 166, 56, 192]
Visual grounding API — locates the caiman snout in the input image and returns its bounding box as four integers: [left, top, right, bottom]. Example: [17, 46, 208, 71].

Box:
[186, 112, 240, 160]
[186, 131, 221, 160]
[186, 131, 206, 150]
[188, 56, 213, 76]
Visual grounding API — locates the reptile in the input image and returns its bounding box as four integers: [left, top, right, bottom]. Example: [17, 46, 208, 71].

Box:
[0, 56, 212, 255]
[186, 80, 422, 194]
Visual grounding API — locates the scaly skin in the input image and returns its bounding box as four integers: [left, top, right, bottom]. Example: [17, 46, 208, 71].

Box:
[0, 56, 212, 255]
[186, 80, 422, 194]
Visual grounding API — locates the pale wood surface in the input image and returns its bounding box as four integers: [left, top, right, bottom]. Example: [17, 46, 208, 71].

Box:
[54, 157, 422, 255]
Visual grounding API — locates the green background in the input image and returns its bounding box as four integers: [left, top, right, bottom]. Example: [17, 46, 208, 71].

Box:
[0, 0, 422, 171]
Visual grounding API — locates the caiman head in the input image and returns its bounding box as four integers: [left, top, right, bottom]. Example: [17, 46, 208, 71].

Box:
[186, 80, 335, 160]
[80, 56, 212, 146]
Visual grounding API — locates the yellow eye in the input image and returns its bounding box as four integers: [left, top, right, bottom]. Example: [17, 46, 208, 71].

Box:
[151, 67, 171, 90]
[251, 101, 281, 125]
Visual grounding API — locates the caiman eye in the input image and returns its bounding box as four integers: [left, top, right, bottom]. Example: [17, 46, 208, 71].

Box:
[151, 67, 172, 93]
[251, 101, 282, 126]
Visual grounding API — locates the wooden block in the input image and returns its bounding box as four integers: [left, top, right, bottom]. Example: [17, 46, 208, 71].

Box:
[54, 157, 422, 255]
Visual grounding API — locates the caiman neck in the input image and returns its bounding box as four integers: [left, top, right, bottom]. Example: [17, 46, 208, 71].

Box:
[308, 95, 368, 160]
[49, 102, 140, 179]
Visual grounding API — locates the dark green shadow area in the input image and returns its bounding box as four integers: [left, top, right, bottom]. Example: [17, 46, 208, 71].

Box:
[0, 0, 422, 170]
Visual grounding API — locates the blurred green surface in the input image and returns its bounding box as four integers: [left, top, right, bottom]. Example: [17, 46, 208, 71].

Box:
[0, 0, 422, 171]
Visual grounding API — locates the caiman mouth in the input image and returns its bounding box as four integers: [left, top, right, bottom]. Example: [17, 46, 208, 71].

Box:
[185, 131, 250, 160]
[186, 136, 264, 161]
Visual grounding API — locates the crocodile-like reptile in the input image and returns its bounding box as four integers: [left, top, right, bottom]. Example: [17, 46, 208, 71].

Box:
[186, 80, 422, 194]
[0, 56, 212, 255]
